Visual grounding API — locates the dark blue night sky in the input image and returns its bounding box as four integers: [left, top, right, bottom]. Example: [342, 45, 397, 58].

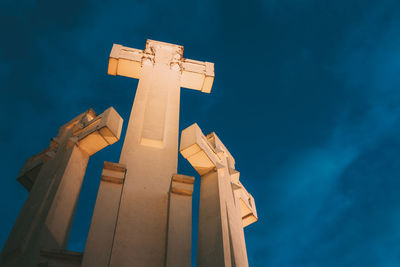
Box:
[1, 0, 400, 266]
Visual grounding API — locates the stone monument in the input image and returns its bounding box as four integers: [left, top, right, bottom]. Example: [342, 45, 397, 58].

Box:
[1, 39, 258, 267]
[82, 40, 214, 267]
[1, 107, 123, 267]
[180, 123, 258, 267]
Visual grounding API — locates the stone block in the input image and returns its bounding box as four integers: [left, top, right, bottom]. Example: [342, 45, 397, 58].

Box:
[170, 174, 194, 196]
[181, 59, 214, 93]
[101, 161, 126, 184]
[108, 44, 143, 79]
[179, 123, 221, 175]
[233, 181, 258, 227]
[75, 107, 123, 156]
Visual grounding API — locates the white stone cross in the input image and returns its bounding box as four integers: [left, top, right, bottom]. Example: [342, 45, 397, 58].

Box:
[83, 40, 214, 267]
[180, 123, 258, 267]
[1, 107, 123, 267]
[17, 108, 122, 190]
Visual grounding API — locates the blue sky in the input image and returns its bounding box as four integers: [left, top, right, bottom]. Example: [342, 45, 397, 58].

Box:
[1, 0, 400, 266]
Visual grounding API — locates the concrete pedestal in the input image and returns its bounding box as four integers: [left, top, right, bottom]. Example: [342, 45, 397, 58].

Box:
[81, 162, 126, 267]
[165, 174, 194, 267]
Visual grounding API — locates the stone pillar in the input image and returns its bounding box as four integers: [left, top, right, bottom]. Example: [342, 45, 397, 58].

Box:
[40, 145, 89, 250]
[1, 107, 123, 267]
[81, 162, 126, 267]
[197, 170, 226, 266]
[102, 39, 214, 266]
[165, 174, 194, 267]
[180, 123, 258, 267]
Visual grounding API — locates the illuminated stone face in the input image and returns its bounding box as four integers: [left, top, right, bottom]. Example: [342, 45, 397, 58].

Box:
[82, 40, 215, 267]
[1, 107, 123, 267]
[180, 123, 258, 267]
[2, 37, 257, 267]
[165, 174, 195, 267]
[2, 38, 227, 267]
[81, 161, 127, 267]
[107, 40, 214, 93]
[17, 107, 123, 191]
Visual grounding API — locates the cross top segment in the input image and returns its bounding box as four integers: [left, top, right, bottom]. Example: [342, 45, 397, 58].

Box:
[17, 107, 122, 191]
[108, 39, 214, 93]
[180, 123, 258, 227]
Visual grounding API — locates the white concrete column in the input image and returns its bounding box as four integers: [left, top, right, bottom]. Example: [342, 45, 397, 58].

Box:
[197, 167, 248, 267]
[165, 174, 194, 267]
[81, 162, 126, 267]
[39, 144, 89, 250]
[197, 170, 227, 267]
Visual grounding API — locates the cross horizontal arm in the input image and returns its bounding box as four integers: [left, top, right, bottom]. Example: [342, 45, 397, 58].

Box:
[107, 43, 215, 93]
[107, 44, 143, 79]
[180, 123, 258, 227]
[179, 123, 223, 175]
[16, 108, 98, 191]
[232, 180, 258, 227]
[17, 107, 123, 191]
[181, 58, 214, 93]
[74, 107, 123, 155]
[180, 123, 239, 174]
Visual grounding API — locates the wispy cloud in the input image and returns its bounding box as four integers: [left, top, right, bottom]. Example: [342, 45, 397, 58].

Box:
[247, 1, 400, 266]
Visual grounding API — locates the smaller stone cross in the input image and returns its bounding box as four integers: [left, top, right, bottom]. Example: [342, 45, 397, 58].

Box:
[1, 107, 123, 267]
[180, 123, 258, 267]
[17, 107, 122, 191]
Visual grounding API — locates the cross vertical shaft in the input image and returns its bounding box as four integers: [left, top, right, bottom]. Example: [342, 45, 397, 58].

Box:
[110, 43, 182, 267]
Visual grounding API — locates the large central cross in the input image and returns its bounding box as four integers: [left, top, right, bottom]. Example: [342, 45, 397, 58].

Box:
[93, 40, 214, 267]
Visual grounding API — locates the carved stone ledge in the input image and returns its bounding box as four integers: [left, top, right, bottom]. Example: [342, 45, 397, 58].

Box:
[170, 174, 194, 196]
[101, 161, 126, 184]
